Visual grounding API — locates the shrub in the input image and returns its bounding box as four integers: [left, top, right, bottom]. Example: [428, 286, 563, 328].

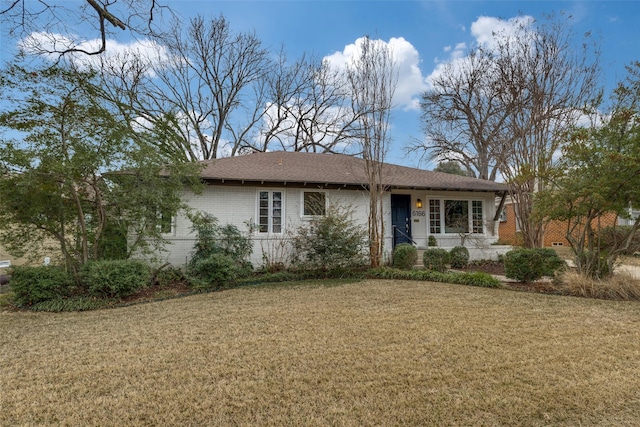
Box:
[368, 267, 500, 288]
[504, 248, 564, 282]
[189, 253, 239, 289]
[449, 246, 470, 268]
[10, 266, 74, 306]
[82, 260, 151, 298]
[428, 235, 438, 247]
[292, 203, 367, 269]
[423, 248, 450, 272]
[537, 248, 566, 276]
[153, 266, 188, 287]
[188, 211, 253, 268]
[392, 243, 418, 270]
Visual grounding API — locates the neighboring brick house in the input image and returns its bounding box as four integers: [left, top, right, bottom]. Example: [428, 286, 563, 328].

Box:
[498, 199, 629, 247]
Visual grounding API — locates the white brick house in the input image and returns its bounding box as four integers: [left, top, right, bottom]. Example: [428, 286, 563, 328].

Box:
[158, 151, 509, 267]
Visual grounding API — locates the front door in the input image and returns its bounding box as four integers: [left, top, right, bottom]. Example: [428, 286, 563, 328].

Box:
[391, 194, 412, 247]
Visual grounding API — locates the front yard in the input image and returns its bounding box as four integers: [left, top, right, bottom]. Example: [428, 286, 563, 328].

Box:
[2, 279, 640, 426]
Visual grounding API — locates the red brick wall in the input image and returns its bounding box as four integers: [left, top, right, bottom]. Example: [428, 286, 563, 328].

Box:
[498, 203, 618, 247]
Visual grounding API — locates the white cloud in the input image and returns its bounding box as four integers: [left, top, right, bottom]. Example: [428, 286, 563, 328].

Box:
[324, 36, 427, 111]
[18, 32, 171, 75]
[469, 15, 534, 50]
[426, 15, 535, 90]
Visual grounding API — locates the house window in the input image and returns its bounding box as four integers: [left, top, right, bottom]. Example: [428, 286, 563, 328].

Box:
[158, 207, 175, 234]
[444, 200, 469, 233]
[472, 200, 483, 234]
[429, 198, 485, 235]
[429, 199, 441, 234]
[303, 191, 326, 216]
[499, 207, 507, 222]
[259, 190, 283, 233]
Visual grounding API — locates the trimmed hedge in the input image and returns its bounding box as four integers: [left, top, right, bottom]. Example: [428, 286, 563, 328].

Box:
[423, 248, 450, 272]
[449, 246, 470, 268]
[368, 267, 500, 288]
[392, 243, 418, 270]
[10, 266, 74, 306]
[82, 260, 151, 298]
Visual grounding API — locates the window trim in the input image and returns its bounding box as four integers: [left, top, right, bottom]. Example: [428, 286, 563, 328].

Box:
[301, 190, 327, 218]
[257, 189, 284, 234]
[427, 197, 485, 235]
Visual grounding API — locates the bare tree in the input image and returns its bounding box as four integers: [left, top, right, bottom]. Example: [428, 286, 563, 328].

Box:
[414, 48, 511, 181]
[1, 0, 171, 57]
[495, 15, 600, 248]
[414, 14, 600, 248]
[252, 54, 361, 154]
[346, 36, 398, 267]
[97, 14, 272, 161]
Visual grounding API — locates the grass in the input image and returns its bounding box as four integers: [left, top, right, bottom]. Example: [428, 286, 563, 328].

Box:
[2, 279, 640, 426]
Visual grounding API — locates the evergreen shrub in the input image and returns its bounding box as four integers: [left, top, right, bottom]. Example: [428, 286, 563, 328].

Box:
[504, 248, 564, 282]
[82, 259, 151, 298]
[423, 248, 450, 272]
[10, 266, 74, 306]
[392, 243, 418, 270]
[189, 253, 239, 289]
[449, 246, 470, 268]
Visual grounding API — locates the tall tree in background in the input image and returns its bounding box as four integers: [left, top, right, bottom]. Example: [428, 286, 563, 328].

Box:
[1, 0, 171, 57]
[415, 48, 509, 181]
[346, 36, 397, 267]
[496, 15, 600, 248]
[98, 15, 271, 161]
[415, 14, 600, 248]
[256, 54, 360, 154]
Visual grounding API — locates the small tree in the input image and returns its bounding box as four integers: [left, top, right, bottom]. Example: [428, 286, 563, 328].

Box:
[346, 36, 398, 268]
[0, 62, 197, 281]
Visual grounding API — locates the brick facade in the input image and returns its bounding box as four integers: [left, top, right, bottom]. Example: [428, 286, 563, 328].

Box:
[498, 202, 618, 247]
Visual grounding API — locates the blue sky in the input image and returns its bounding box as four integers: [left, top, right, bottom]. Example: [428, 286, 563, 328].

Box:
[3, 1, 640, 167]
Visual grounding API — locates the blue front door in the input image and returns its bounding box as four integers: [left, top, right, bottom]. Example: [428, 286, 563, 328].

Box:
[391, 194, 412, 247]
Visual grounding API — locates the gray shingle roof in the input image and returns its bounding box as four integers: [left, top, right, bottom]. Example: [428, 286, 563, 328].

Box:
[198, 151, 506, 193]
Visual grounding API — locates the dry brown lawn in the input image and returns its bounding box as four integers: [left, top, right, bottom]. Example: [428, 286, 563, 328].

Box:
[2, 280, 640, 426]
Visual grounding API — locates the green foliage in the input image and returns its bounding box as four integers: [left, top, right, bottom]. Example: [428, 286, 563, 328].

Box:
[0, 62, 199, 278]
[30, 296, 108, 312]
[368, 268, 500, 288]
[188, 212, 253, 267]
[189, 253, 241, 290]
[449, 246, 470, 268]
[153, 266, 188, 287]
[428, 235, 438, 247]
[10, 266, 75, 306]
[422, 248, 450, 272]
[292, 203, 367, 269]
[504, 248, 564, 282]
[536, 63, 640, 278]
[392, 243, 418, 270]
[82, 260, 151, 298]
